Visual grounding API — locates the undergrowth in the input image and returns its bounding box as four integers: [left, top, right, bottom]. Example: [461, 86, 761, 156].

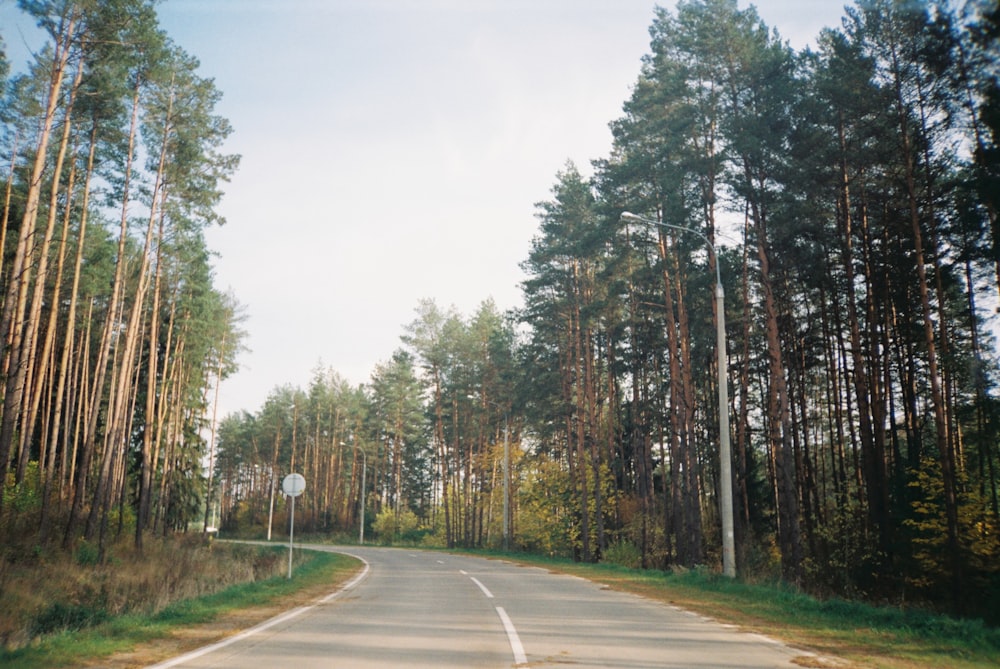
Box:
[0, 543, 358, 669]
[0, 534, 285, 650]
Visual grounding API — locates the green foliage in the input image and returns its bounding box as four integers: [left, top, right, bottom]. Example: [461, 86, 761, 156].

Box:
[73, 541, 100, 567]
[29, 601, 108, 637]
[516, 456, 575, 557]
[2, 463, 41, 514]
[0, 0, 989, 631]
[805, 498, 886, 599]
[0, 0, 248, 557]
[603, 541, 643, 569]
[903, 457, 1000, 622]
[904, 457, 953, 592]
[372, 508, 422, 544]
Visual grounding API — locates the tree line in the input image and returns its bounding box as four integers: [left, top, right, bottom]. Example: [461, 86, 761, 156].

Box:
[520, 0, 1000, 619]
[0, 0, 244, 561]
[3, 0, 999, 624]
[214, 0, 1000, 622]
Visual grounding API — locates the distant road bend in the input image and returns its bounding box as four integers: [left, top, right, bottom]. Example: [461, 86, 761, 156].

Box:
[148, 545, 816, 668]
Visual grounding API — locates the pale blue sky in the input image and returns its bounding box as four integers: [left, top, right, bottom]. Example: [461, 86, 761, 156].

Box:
[1, 1, 850, 418]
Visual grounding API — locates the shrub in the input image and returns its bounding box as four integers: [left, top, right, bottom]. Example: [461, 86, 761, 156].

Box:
[74, 541, 100, 567]
[30, 601, 108, 636]
[372, 508, 421, 544]
[603, 541, 643, 569]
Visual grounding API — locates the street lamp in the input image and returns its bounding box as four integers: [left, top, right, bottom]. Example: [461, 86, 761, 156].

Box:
[357, 445, 367, 545]
[501, 412, 510, 551]
[620, 211, 736, 578]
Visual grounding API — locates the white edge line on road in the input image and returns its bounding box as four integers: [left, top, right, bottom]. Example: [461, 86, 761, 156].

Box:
[145, 555, 371, 669]
[495, 606, 529, 667]
[469, 575, 494, 598]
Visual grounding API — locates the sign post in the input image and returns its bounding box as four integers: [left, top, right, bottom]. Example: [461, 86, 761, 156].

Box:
[282, 473, 306, 579]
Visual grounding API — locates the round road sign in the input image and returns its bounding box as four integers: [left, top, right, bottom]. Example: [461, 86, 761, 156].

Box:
[282, 472, 306, 497]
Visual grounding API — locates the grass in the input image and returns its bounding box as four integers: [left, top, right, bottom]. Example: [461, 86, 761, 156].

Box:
[481, 551, 1000, 669]
[5, 540, 998, 668]
[0, 544, 362, 669]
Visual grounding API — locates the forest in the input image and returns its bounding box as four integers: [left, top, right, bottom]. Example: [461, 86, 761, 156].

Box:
[0, 0, 243, 563]
[2, 0, 999, 625]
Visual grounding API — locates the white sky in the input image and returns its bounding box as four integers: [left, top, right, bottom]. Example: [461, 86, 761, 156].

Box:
[1, 0, 850, 419]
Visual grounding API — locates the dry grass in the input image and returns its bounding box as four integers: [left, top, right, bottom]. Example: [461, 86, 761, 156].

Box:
[0, 534, 285, 651]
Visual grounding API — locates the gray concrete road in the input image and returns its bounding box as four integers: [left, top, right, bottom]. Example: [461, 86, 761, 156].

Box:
[148, 545, 815, 668]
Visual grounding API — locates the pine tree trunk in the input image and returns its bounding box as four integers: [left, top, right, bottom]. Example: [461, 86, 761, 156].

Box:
[16, 57, 85, 485]
[0, 11, 78, 511]
[37, 129, 82, 544]
[753, 200, 804, 585]
[67, 75, 142, 547]
[894, 71, 963, 605]
[836, 115, 891, 565]
[655, 234, 687, 566]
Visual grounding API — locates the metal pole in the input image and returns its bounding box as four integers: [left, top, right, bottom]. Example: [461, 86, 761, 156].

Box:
[359, 449, 367, 545]
[716, 281, 735, 577]
[287, 494, 295, 579]
[621, 211, 736, 578]
[267, 475, 275, 541]
[503, 415, 510, 551]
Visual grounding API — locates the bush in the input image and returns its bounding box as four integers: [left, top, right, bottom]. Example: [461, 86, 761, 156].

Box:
[603, 541, 643, 569]
[372, 508, 421, 544]
[74, 541, 100, 567]
[30, 601, 108, 636]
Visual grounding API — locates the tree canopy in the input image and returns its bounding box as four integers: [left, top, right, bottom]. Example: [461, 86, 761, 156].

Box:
[2, 0, 998, 624]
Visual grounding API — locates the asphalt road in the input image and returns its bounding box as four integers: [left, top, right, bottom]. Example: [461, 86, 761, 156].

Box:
[148, 545, 812, 668]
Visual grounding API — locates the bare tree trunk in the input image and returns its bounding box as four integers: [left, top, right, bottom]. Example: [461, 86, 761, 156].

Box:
[571, 267, 591, 562]
[836, 116, 891, 565]
[895, 76, 962, 604]
[672, 244, 703, 565]
[0, 10, 79, 510]
[655, 232, 688, 566]
[17, 57, 85, 485]
[583, 320, 605, 558]
[66, 76, 141, 548]
[202, 327, 227, 533]
[137, 199, 168, 550]
[752, 199, 803, 585]
[91, 66, 174, 547]
[735, 211, 754, 564]
[38, 128, 84, 544]
[0, 133, 20, 284]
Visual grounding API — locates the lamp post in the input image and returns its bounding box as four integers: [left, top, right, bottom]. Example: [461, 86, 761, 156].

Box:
[621, 211, 736, 578]
[501, 412, 510, 551]
[357, 445, 367, 545]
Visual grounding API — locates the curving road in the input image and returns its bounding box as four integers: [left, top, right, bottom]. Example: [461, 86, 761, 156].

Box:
[148, 545, 812, 668]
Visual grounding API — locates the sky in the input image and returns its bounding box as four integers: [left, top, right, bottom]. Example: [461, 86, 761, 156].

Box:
[0, 0, 851, 420]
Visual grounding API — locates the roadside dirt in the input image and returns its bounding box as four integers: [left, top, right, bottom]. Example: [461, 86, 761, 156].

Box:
[80, 577, 350, 669]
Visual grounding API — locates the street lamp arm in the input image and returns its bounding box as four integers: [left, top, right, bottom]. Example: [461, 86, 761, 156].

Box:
[620, 211, 721, 288]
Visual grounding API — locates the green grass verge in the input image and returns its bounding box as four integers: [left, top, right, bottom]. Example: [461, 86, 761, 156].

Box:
[481, 551, 1000, 669]
[7, 542, 997, 669]
[0, 546, 361, 669]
